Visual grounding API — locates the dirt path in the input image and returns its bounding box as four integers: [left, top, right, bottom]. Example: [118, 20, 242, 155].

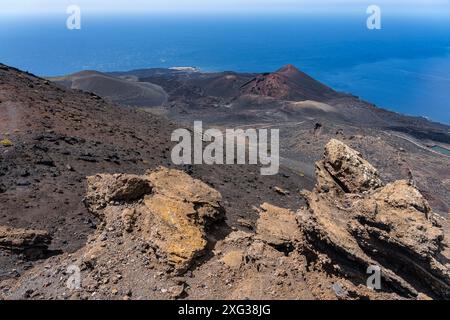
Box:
[386, 131, 450, 159]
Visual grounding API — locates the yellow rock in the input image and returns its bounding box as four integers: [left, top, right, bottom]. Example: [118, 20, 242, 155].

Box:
[220, 250, 244, 269]
[84, 167, 224, 271]
[0, 139, 13, 147]
[256, 203, 302, 247]
[141, 195, 207, 268]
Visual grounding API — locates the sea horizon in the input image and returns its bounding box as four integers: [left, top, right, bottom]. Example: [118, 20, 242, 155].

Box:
[1, 12, 450, 124]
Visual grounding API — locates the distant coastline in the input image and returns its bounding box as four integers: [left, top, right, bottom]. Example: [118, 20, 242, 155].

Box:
[2, 15, 449, 124]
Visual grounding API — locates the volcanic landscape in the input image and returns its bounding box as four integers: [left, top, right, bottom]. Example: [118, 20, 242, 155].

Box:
[0, 62, 449, 300]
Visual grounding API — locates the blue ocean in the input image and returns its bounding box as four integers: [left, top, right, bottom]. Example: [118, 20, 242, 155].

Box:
[1, 13, 449, 124]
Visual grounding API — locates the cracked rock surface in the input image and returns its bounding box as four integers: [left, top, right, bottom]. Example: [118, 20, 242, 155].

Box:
[299, 139, 449, 299]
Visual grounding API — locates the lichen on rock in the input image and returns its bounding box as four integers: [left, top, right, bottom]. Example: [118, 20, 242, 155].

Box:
[84, 166, 224, 271]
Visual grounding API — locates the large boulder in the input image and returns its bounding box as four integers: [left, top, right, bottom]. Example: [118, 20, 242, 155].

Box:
[300, 140, 450, 299]
[316, 139, 383, 194]
[84, 167, 224, 271]
[84, 173, 152, 212]
[255, 203, 302, 250]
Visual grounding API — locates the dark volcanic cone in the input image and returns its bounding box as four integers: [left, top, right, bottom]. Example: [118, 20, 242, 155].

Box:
[240, 64, 340, 101]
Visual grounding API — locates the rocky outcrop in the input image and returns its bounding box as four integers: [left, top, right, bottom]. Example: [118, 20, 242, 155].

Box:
[255, 203, 303, 251]
[84, 167, 224, 271]
[299, 139, 450, 299]
[0, 167, 226, 299]
[315, 139, 383, 194]
[84, 174, 153, 211]
[0, 226, 51, 258]
[1, 141, 448, 300]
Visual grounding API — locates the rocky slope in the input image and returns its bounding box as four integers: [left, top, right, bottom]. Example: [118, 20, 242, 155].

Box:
[63, 64, 450, 215]
[1, 139, 448, 300]
[0, 63, 309, 281]
[51, 71, 168, 107]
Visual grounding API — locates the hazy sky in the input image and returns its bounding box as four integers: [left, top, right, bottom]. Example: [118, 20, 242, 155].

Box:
[1, 0, 449, 15]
